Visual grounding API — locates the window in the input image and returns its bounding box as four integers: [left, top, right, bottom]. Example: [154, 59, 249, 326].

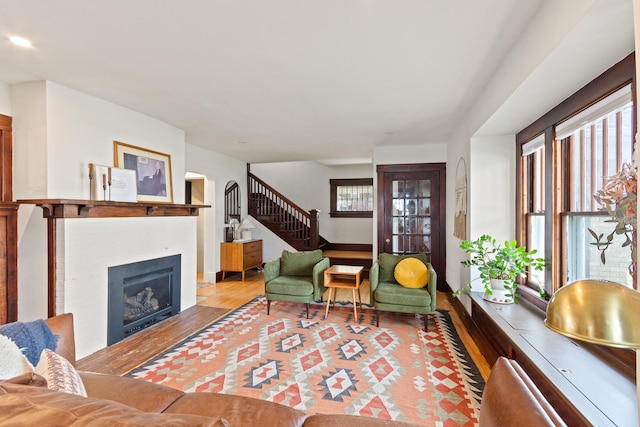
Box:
[516, 53, 636, 301]
[560, 92, 634, 289]
[521, 134, 546, 291]
[329, 178, 373, 218]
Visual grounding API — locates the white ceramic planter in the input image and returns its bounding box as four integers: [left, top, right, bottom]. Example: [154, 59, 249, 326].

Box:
[483, 278, 514, 304]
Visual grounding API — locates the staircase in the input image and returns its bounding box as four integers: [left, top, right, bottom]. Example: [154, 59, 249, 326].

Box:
[248, 171, 373, 275]
[248, 172, 328, 251]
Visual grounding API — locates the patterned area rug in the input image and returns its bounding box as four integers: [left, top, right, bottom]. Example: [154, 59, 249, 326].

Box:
[128, 297, 484, 426]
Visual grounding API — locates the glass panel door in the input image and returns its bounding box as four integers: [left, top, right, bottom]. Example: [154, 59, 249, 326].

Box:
[377, 163, 445, 290]
[391, 178, 431, 256]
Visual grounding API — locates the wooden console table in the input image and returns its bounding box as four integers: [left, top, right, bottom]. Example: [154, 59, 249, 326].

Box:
[18, 199, 210, 317]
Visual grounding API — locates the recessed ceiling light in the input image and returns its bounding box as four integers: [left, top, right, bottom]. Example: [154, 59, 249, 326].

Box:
[9, 36, 32, 48]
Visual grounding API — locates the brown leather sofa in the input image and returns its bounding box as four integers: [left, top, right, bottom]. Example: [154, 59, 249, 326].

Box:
[479, 357, 567, 427]
[0, 314, 567, 426]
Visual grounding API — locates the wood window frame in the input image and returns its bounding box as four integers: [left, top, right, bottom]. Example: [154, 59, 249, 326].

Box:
[517, 52, 636, 303]
[516, 53, 637, 368]
[329, 178, 373, 218]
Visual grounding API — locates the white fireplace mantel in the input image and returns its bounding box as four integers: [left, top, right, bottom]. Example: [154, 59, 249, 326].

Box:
[18, 199, 209, 358]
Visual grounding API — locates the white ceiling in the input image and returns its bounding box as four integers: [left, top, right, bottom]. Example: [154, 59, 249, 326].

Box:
[0, 1, 633, 164]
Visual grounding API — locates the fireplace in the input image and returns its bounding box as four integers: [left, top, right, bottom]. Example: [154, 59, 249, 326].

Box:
[107, 254, 181, 345]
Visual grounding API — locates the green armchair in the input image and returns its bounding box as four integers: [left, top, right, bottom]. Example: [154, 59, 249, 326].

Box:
[369, 253, 437, 331]
[263, 249, 330, 318]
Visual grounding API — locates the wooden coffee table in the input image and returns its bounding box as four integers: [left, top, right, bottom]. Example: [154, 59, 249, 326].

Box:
[324, 265, 364, 322]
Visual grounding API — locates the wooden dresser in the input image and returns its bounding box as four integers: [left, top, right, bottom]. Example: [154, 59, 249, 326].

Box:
[220, 239, 263, 281]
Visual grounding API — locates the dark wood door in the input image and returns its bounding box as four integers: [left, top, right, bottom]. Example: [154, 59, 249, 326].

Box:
[377, 163, 446, 290]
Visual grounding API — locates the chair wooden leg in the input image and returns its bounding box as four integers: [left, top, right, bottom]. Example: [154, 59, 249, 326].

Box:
[305, 303, 310, 319]
[376, 310, 380, 327]
[267, 299, 271, 315]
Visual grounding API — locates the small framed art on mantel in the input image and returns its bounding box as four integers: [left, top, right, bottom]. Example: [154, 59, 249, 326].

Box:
[114, 141, 174, 203]
[89, 164, 137, 202]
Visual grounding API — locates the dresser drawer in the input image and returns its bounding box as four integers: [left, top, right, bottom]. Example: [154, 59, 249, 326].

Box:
[243, 240, 262, 254]
[243, 251, 262, 269]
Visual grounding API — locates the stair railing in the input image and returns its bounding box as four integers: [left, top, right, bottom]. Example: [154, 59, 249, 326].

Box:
[248, 172, 319, 249]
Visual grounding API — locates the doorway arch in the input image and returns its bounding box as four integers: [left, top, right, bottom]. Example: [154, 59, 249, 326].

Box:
[186, 172, 216, 284]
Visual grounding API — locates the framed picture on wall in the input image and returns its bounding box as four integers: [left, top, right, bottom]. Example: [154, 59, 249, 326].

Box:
[113, 141, 174, 203]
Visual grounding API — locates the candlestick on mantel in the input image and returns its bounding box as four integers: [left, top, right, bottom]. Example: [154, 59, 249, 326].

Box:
[88, 163, 94, 200]
[102, 173, 107, 201]
[108, 167, 112, 201]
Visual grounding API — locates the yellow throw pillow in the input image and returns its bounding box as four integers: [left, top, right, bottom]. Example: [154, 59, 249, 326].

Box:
[394, 258, 428, 289]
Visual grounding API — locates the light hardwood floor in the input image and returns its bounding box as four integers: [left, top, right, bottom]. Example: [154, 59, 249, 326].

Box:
[79, 269, 490, 380]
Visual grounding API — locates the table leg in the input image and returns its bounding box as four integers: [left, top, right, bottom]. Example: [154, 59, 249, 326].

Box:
[325, 288, 333, 319]
[352, 288, 358, 322]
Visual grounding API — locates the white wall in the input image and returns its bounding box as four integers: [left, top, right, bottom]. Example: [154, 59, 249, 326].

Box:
[0, 82, 10, 116]
[10, 81, 198, 358]
[13, 81, 49, 320]
[185, 144, 247, 277]
[445, 132, 470, 303]
[45, 82, 186, 201]
[469, 136, 515, 239]
[468, 135, 516, 290]
[373, 143, 447, 167]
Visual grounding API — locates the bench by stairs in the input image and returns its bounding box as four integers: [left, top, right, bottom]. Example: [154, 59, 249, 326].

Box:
[322, 249, 373, 278]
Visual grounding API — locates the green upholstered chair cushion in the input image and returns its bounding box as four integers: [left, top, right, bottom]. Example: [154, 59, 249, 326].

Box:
[265, 276, 314, 297]
[378, 253, 429, 283]
[374, 282, 432, 308]
[280, 250, 323, 277]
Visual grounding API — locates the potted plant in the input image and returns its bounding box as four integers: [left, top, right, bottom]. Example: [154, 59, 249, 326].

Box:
[454, 234, 545, 304]
[589, 161, 637, 281]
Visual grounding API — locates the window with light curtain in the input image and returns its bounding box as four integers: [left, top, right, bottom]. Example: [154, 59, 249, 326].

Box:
[520, 82, 635, 295]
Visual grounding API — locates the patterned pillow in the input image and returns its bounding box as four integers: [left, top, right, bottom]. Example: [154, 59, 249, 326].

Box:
[0, 334, 34, 380]
[35, 349, 87, 397]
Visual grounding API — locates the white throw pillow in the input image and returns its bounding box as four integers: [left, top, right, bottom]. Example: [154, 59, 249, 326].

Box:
[0, 334, 34, 380]
[35, 348, 87, 397]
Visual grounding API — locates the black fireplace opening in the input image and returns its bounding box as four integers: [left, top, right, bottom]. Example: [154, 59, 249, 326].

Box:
[108, 254, 181, 345]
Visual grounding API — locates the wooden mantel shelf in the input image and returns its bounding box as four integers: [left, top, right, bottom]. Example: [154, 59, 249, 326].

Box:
[17, 199, 210, 219]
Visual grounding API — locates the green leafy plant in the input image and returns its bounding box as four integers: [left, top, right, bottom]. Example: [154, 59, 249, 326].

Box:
[589, 162, 637, 279]
[454, 234, 545, 303]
